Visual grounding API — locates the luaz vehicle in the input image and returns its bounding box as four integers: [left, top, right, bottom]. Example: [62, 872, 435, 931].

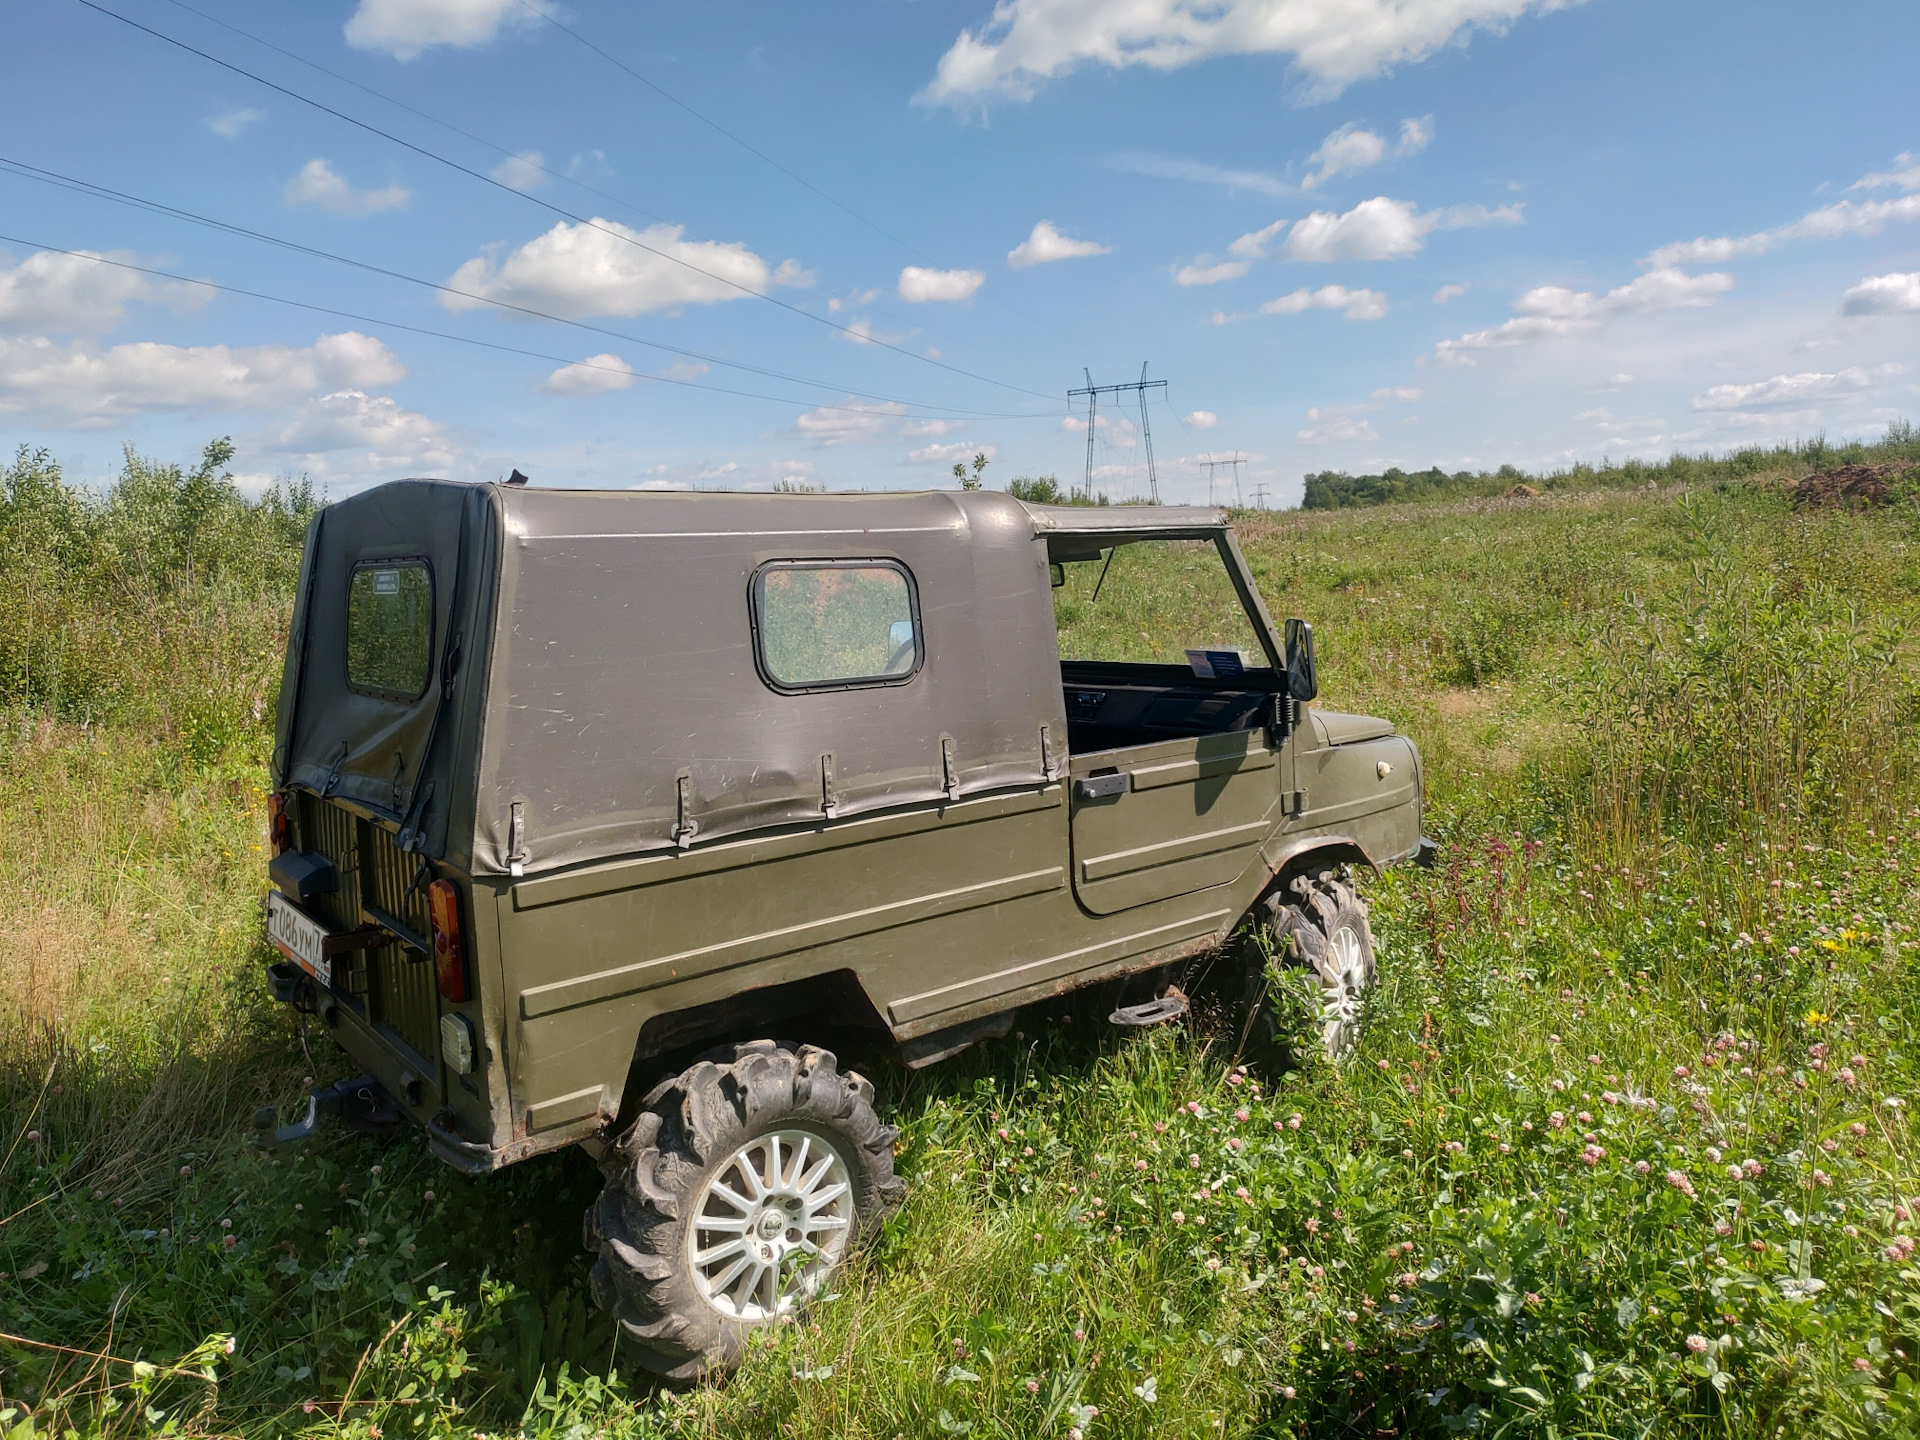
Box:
[258, 481, 1427, 1376]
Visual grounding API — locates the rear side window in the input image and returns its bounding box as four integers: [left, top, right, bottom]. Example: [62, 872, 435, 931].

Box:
[752, 560, 920, 691]
[346, 560, 434, 700]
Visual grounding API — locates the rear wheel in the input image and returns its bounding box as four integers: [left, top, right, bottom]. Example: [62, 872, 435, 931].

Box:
[1238, 869, 1376, 1065]
[585, 1040, 904, 1379]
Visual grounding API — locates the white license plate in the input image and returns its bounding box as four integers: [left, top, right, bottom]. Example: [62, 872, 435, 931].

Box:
[267, 890, 332, 986]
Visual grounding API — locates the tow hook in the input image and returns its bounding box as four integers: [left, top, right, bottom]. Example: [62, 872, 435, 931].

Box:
[252, 1074, 402, 1150]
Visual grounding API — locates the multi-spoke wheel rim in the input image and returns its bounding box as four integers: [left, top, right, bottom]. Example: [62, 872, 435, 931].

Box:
[686, 1128, 853, 1324]
[1321, 924, 1368, 1054]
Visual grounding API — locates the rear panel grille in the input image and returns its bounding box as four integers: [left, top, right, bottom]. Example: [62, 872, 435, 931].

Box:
[292, 792, 442, 1062]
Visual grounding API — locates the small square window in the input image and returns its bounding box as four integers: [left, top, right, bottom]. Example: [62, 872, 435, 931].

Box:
[346, 559, 434, 700]
[752, 560, 920, 691]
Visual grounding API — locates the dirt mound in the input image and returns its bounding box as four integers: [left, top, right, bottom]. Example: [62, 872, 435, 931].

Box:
[1505, 483, 1542, 498]
[1790, 462, 1917, 510]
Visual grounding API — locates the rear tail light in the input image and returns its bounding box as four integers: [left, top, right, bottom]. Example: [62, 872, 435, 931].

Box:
[267, 792, 292, 854]
[427, 879, 468, 1003]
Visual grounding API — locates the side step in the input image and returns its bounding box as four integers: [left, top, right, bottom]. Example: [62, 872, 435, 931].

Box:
[1109, 989, 1189, 1028]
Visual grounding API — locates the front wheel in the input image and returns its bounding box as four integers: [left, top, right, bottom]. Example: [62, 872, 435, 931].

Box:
[1238, 868, 1377, 1066]
[585, 1040, 905, 1379]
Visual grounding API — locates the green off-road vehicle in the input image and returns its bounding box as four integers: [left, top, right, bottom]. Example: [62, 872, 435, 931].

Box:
[259, 481, 1427, 1376]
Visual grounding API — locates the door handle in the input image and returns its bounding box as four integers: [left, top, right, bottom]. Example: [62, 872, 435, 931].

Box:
[1075, 772, 1129, 800]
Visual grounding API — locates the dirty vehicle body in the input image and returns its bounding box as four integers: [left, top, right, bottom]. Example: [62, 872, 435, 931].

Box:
[261, 482, 1425, 1374]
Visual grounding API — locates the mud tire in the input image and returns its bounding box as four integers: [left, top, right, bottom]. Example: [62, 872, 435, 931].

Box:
[1238, 868, 1377, 1067]
[584, 1040, 905, 1380]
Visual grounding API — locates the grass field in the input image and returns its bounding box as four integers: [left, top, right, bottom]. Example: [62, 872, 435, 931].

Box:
[3, 444, 1920, 1438]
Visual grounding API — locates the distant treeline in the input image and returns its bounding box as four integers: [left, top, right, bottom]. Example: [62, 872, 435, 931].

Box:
[1299, 421, 1920, 510]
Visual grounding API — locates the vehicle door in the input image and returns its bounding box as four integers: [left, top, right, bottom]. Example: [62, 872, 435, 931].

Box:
[1052, 536, 1283, 916]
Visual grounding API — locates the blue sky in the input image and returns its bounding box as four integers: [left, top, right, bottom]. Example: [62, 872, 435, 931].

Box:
[2, 0, 1916, 504]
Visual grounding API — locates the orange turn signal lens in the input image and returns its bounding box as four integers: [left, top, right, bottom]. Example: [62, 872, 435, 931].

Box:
[267, 792, 292, 854]
[427, 879, 467, 1003]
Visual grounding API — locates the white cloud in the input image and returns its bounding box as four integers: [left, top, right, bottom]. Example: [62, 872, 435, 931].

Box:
[663, 360, 709, 381]
[633, 458, 824, 492]
[1848, 153, 1919, 193]
[492, 151, 546, 191]
[1842, 271, 1920, 316]
[284, 159, 411, 217]
[206, 107, 263, 139]
[1690, 368, 1877, 412]
[1209, 309, 1248, 326]
[0, 330, 404, 427]
[898, 266, 985, 302]
[261, 388, 457, 466]
[1008, 220, 1111, 268]
[837, 317, 909, 346]
[541, 353, 635, 396]
[0, 249, 210, 336]
[795, 398, 907, 447]
[1261, 284, 1388, 319]
[1185, 409, 1218, 429]
[1433, 282, 1469, 303]
[826, 288, 880, 313]
[1647, 194, 1920, 269]
[1175, 259, 1251, 287]
[1433, 268, 1734, 365]
[1282, 196, 1521, 262]
[1301, 125, 1385, 190]
[919, 0, 1572, 106]
[1229, 219, 1289, 259]
[344, 0, 535, 61]
[1371, 385, 1420, 402]
[907, 439, 997, 465]
[444, 219, 796, 319]
[901, 418, 964, 438]
[1397, 116, 1434, 154]
[1296, 408, 1377, 444]
[1600, 372, 1635, 389]
[1108, 153, 1289, 198]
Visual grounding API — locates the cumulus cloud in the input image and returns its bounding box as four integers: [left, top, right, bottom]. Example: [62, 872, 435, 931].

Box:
[1372, 385, 1420, 402]
[492, 151, 547, 191]
[261, 388, 457, 468]
[541, 353, 635, 396]
[795, 398, 907, 447]
[1690, 368, 1878, 412]
[1008, 220, 1111, 268]
[1299, 116, 1437, 193]
[898, 266, 985, 302]
[1433, 282, 1469, 303]
[444, 219, 797, 319]
[206, 107, 263, 139]
[1185, 409, 1218, 429]
[1842, 271, 1920, 315]
[345, 0, 535, 61]
[0, 330, 404, 427]
[918, 0, 1572, 106]
[1175, 259, 1251, 287]
[1296, 409, 1377, 444]
[1433, 268, 1734, 365]
[284, 159, 411, 216]
[1107, 152, 1289, 198]
[1229, 219, 1289, 259]
[1282, 197, 1521, 262]
[907, 439, 997, 465]
[0, 249, 210, 336]
[1646, 158, 1920, 269]
[1261, 284, 1388, 319]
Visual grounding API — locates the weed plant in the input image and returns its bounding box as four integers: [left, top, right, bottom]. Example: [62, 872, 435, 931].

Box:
[2, 447, 1919, 1437]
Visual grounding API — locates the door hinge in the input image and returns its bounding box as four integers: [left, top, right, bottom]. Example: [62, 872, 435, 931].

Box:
[672, 772, 698, 850]
[1039, 723, 1059, 782]
[507, 800, 528, 878]
[1288, 788, 1309, 814]
[820, 753, 838, 818]
[940, 734, 960, 800]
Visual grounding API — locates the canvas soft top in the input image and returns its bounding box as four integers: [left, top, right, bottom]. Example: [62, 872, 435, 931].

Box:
[278, 484, 1256, 880]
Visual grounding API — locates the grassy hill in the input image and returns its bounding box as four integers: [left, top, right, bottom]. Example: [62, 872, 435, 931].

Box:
[3, 445, 1919, 1438]
[1300, 421, 1920, 509]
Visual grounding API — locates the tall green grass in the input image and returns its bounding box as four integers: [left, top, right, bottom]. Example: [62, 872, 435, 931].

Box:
[3, 447, 1919, 1437]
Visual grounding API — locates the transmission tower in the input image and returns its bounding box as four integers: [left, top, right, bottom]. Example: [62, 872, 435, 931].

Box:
[1068, 363, 1167, 502]
[1199, 451, 1246, 508]
[1252, 483, 1271, 511]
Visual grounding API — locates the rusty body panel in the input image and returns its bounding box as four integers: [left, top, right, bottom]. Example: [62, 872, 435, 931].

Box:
[265, 484, 1424, 1171]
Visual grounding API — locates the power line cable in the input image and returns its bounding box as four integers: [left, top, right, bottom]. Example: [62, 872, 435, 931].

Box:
[0, 154, 1040, 418]
[0, 232, 1054, 423]
[68, 0, 1058, 402]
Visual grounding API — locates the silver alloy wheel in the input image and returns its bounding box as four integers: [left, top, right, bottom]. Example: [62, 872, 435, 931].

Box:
[686, 1128, 853, 1323]
[1321, 923, 1368, 1055]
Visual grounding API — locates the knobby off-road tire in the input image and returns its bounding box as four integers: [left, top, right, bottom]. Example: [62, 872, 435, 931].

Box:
[1239, 869, 1377, 1066]
[585, 1040, 905, 1380]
